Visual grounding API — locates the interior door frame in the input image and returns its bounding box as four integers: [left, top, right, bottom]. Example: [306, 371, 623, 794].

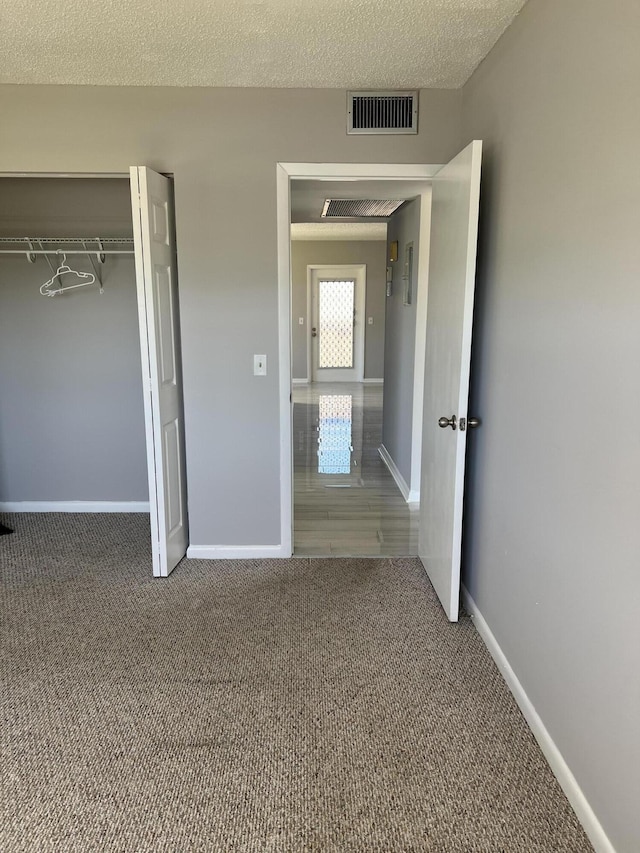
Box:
[0, 169, 187, 575]
[307, 264, 366, 383]
[277, 162, 443, 555]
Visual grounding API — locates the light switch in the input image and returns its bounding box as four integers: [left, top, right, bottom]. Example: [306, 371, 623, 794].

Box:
[368, 317, 374, 325]
[253, 354, 267, 376]
[299, 317, 304, 325]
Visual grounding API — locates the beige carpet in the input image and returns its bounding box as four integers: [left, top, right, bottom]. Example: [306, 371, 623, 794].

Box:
[0, 513, 592, 852]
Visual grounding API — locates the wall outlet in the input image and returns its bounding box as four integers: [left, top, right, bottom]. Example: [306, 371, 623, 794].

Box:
[253, 354, 267, 376]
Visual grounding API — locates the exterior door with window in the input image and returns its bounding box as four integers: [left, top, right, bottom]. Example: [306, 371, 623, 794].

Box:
[310, 265, 366, 382]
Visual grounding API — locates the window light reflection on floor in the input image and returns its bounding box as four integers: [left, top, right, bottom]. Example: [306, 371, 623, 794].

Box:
[317, 395, 353, 474]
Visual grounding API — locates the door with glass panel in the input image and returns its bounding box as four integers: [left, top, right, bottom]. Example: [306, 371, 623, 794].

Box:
[310, 265, 366, 383]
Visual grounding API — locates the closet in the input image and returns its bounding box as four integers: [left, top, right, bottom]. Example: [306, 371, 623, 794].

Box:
[0, 169, 188, 576]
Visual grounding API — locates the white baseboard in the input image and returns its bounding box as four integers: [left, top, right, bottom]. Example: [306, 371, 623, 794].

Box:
[461, 585, 615, 853]
[187, 544, 291, 559]
[378, 445, 419, 504]
[0, 501, 150, 513]
[292, 378, 309, 385]
[363, 378, 384, 384]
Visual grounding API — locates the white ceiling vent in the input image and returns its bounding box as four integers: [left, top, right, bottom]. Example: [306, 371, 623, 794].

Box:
[347, 91, 418, 135]
[321, 199, 405, 218]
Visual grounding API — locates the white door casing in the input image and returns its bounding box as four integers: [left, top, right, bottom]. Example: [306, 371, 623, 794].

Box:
[419, 140, 482, 621]
[309, 265, 366, 383]
[130, 166, 188, 577]
[277, 163, 443, 555]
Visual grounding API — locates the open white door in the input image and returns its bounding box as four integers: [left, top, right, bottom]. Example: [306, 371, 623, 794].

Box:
[419, 140, 482, 621]
[130, 166, 188, 577]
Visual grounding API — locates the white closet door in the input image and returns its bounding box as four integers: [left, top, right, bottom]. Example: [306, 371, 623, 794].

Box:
[130, 166, 188, 577]
[419, 140, 482, 621]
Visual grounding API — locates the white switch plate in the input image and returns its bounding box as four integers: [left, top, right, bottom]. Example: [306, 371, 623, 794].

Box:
[368, 316, 374, 325]
[254, 354, 267, 376]
[298, 317, 304, 325]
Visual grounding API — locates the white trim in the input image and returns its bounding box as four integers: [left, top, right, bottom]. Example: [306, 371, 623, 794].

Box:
[278, 163, 442, 180]
[276, 164, 293, 557]
[308, 264, 366, 383]
[0, 501, 150, 513]
[461, 585, 615, 853]
[409, 187, 433, 503]
[363, 378, 384, 384]
[378, 445, 419, 504]
[187, 544, 290, 559]
[306, 267, 312, 383]
[130, 166, 163, 577]
[292, 378, 309, 385]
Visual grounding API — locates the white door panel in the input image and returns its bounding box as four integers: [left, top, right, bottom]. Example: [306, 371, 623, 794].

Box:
[419, 141, 482, 621]
[131, 166, 188, 577]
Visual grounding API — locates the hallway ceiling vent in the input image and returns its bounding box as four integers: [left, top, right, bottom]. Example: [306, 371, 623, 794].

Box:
[321, 199, 405, 219]
[347, 91, 418, 135]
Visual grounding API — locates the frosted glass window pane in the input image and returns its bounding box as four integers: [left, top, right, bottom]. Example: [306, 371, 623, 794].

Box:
[318, 395, 352, 474]
[318, 280, 355, 368]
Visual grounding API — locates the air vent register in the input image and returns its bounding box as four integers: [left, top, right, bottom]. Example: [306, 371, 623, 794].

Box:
[347, 91, 418, 135]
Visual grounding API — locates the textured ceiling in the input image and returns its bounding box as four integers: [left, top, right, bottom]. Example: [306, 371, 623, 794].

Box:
[0, 0, 527, 88]
[291, 222, 387, 241]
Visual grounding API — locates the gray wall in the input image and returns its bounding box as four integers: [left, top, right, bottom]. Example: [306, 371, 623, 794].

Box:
[0, 179, 148, 502]
[0, 86, 462, 545]
[462, 0, 640, 849]
[291, 240, 387, 380]
[382, 199, 420, 487]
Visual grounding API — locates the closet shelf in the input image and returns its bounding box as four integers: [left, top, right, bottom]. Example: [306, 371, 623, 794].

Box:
[0, 237, 135, 260]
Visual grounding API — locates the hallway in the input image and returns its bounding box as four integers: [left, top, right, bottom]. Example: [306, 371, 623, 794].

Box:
[293, 382, 419, 556]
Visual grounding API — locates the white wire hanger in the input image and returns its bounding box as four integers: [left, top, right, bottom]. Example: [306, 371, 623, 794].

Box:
[40, 252, 100, 298]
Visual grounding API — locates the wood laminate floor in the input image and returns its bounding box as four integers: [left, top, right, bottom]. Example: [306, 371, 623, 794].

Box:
[293, 382, 419, 556]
